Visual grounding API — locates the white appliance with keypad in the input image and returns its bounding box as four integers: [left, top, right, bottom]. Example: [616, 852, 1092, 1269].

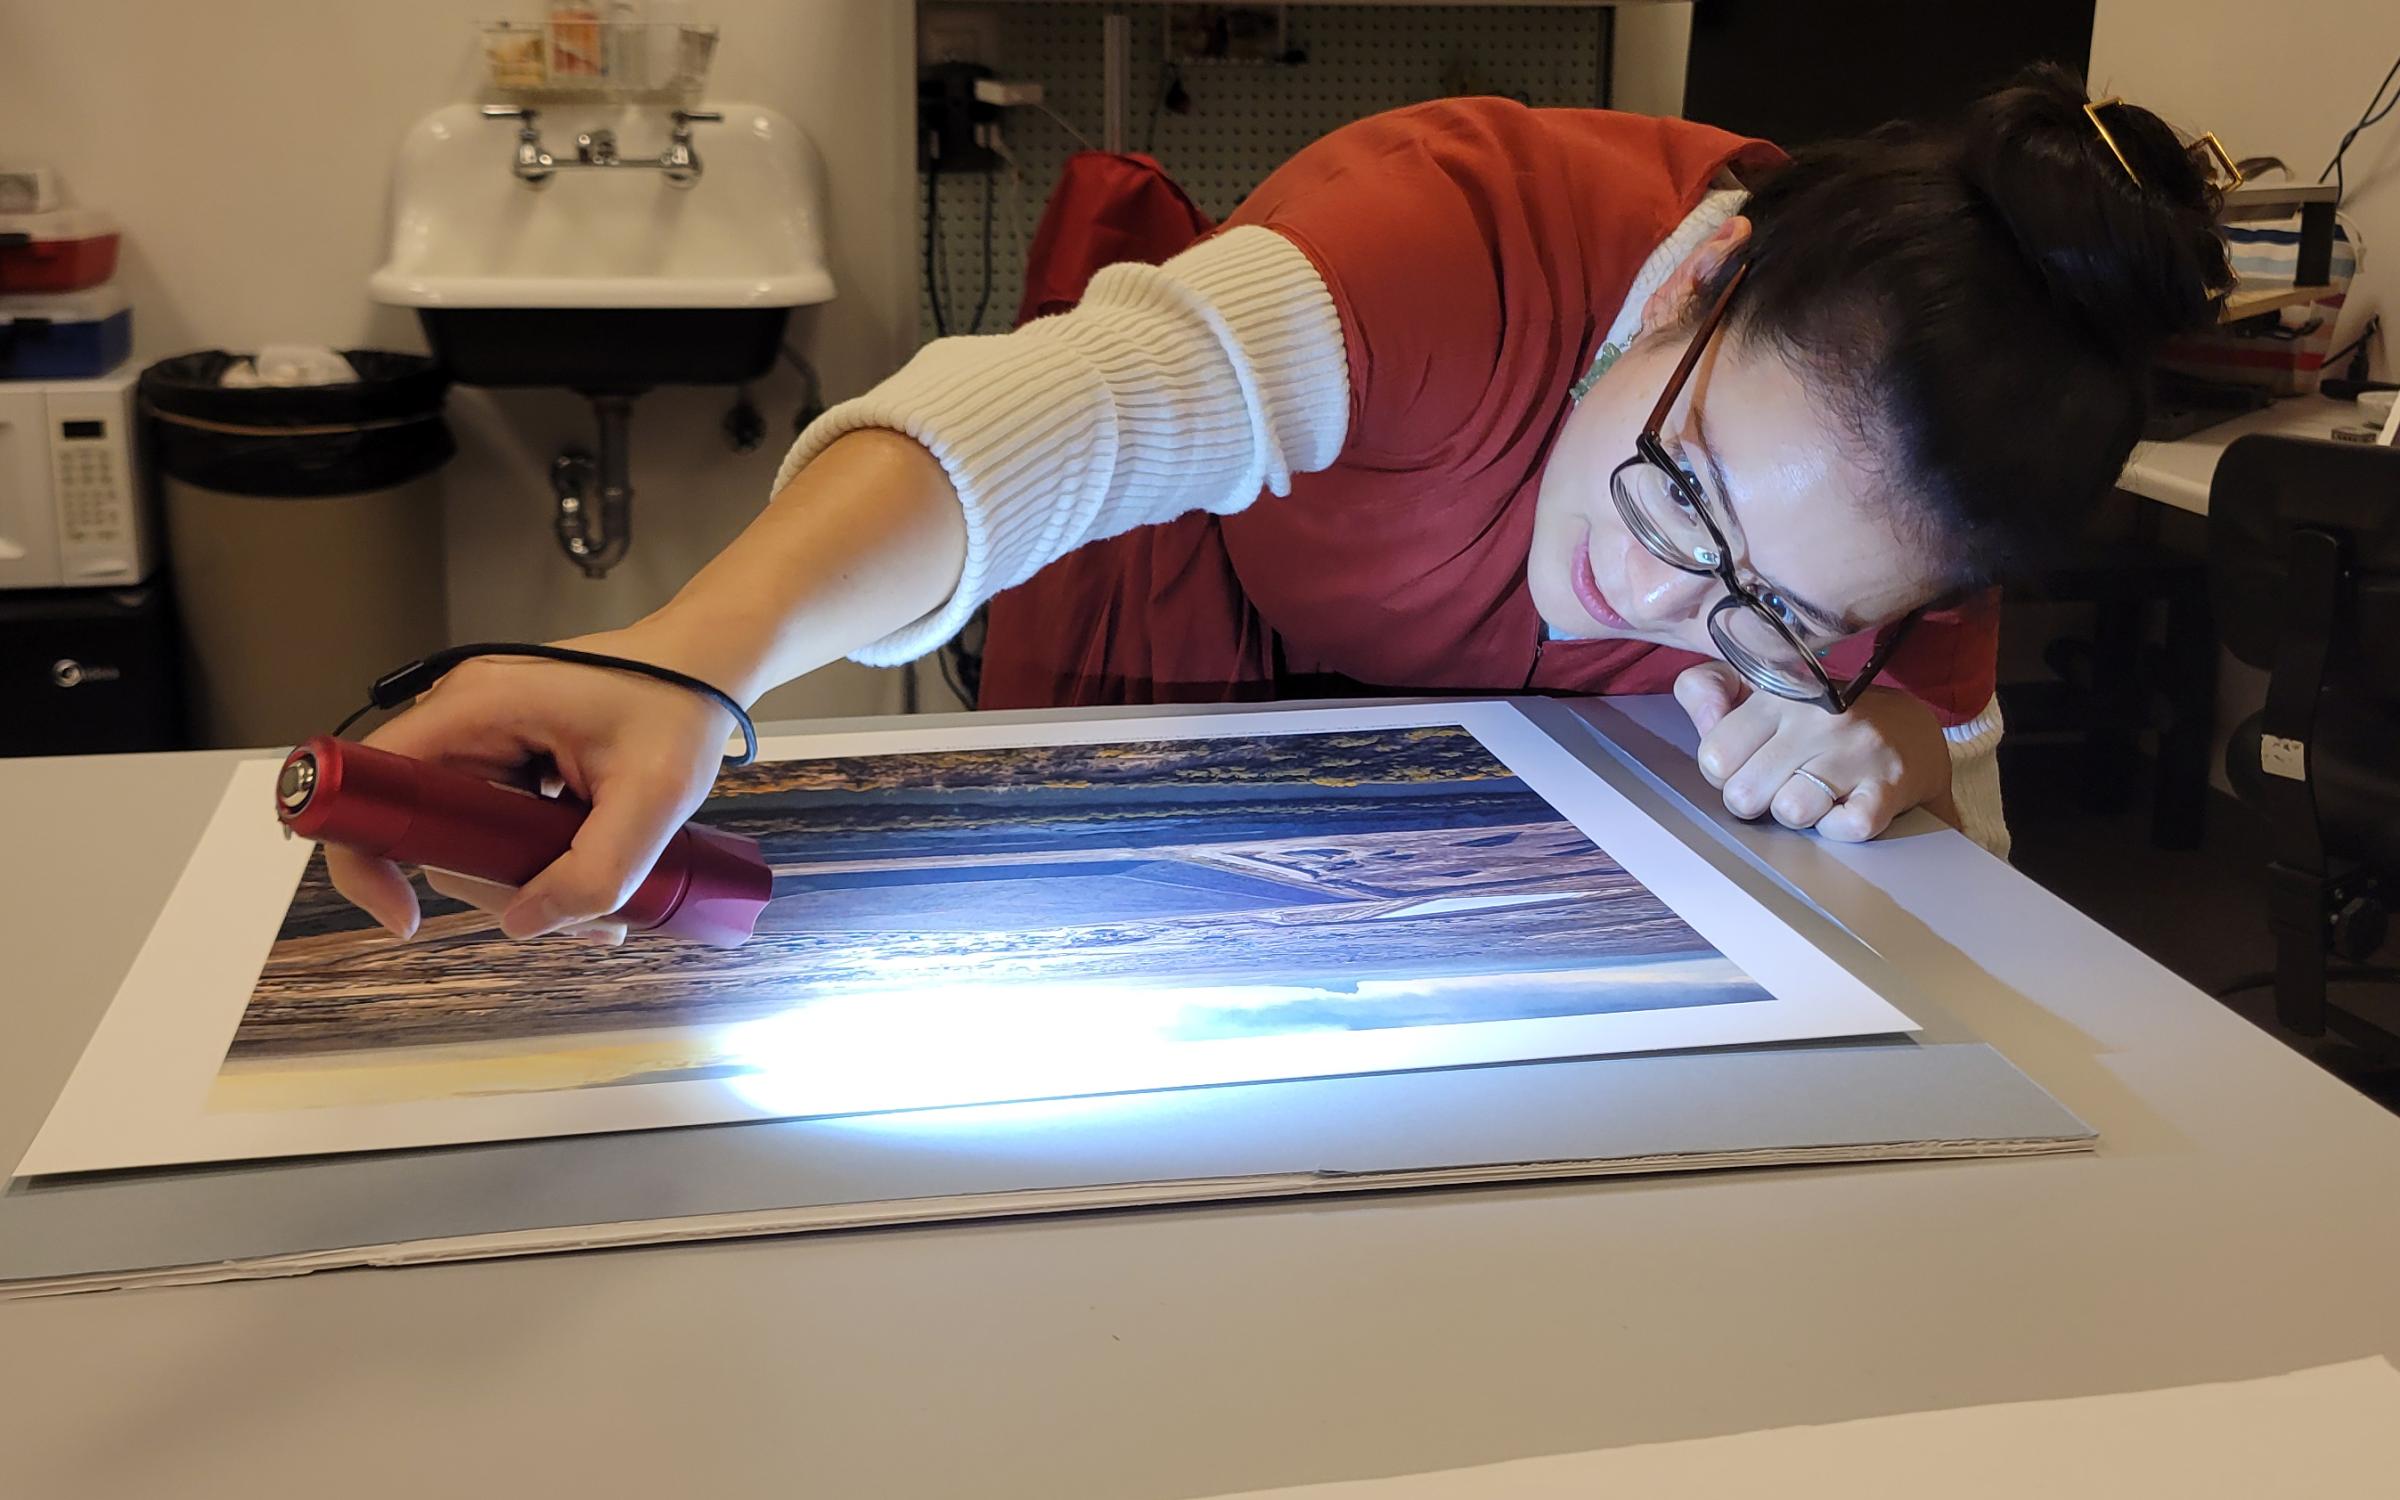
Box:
[0, 370, 152, 590]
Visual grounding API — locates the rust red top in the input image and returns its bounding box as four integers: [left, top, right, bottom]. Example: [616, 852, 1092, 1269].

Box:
[983, 101, 2000, 726]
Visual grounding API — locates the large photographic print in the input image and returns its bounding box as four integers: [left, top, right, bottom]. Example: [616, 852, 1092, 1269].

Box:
[217, 725, 1771, 1114]
[19, 703, 1918, 1176]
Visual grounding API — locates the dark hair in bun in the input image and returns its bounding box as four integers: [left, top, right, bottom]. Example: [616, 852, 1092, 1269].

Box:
[1703, 63, 2234, 585]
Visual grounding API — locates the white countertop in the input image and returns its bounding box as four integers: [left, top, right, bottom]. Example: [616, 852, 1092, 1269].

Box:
[2117, 394, 2372, 513]
[4, 698, 2398, 1498]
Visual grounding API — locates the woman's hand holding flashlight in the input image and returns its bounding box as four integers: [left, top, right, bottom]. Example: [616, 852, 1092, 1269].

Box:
[323, 622, 744, 943]
[322, 430, 970, 941]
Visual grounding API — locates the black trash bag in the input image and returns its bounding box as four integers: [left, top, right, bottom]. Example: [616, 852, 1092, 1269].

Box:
[140, 350, 455, 499]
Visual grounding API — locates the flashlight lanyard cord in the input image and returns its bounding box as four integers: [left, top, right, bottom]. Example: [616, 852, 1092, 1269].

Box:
[332, 642, 759, 768]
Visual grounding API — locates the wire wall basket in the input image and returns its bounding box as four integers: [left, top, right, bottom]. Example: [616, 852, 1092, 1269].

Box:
[480, 18, 718, 105]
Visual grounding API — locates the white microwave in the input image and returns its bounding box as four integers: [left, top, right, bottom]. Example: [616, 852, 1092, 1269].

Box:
[0, 370, 154, 591]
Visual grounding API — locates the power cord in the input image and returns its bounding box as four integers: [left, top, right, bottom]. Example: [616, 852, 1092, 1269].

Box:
[1145, 62, 1189, 154]
[936, 607, 986, 709]
[968, 150, 998, 334]
[723, 387, 766, 452]
[1036, 101, 1096, 151]
[332, 643, 758, 767]
[2319, 51, 2400, 204]
[924, 152, 949, 337]
[927, 134, 1002, 338]
[2325, 314, 2382, 386]
[781, 343, 826, 433]
[987, 126, 1033, 318]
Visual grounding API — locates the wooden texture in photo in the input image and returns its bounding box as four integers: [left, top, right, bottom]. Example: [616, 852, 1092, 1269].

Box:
[236, 728, 1740, 1059]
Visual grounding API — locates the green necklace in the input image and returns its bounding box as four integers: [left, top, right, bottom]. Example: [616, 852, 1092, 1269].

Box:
[1570, 338, 1626, 405]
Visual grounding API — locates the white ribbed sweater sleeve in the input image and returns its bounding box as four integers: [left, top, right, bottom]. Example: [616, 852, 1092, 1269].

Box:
[773, 225, 1349, 666]
[1944, 697, 2009, 861]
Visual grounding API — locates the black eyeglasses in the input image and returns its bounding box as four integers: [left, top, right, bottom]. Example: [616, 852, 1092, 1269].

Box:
[1607, 263, 1916, 714]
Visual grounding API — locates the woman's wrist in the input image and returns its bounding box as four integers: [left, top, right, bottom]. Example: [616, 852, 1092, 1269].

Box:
[1921, 787, 1962, 828]
[634, 429, 969, 707]
[629, 595, 790, 710]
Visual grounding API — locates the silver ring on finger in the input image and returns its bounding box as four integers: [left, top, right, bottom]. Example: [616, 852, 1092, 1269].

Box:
[1790, 766, 1844, 804]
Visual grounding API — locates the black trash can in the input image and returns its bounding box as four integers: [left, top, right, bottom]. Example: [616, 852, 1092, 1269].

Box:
[142, 351, 455, 747]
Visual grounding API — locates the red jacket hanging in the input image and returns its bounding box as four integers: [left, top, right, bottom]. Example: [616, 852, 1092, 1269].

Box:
[1013, 151, 1215, 325]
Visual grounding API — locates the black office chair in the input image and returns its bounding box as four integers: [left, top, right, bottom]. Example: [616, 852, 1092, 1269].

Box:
[2211, 434, 2400, 1052]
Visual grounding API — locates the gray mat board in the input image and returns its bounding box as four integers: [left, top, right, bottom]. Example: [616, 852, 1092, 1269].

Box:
[0, 1041, 2087, 1285]
[0, 698, 2088, 1288]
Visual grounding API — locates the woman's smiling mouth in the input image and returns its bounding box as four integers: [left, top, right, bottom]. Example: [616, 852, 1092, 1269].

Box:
[1573, 527, 1636, 632]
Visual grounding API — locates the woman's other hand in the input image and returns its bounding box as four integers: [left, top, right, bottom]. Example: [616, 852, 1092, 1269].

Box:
[1673, 662, 1955, 841]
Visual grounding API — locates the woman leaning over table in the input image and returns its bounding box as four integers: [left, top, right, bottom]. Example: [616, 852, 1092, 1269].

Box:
[328, 65, 2233, 943]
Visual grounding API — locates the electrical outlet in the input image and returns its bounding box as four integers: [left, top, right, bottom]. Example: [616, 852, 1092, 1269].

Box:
[920, 60, 1000, 172]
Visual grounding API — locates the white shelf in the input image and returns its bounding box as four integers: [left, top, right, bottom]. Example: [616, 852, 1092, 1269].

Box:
[2220, 284, 2336, 323]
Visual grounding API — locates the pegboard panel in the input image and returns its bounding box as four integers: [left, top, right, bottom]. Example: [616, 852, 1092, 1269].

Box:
[918, 5, 1610, 342]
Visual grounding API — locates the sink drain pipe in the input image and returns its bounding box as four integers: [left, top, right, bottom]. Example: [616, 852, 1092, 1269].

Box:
[551, 394, 634, 578]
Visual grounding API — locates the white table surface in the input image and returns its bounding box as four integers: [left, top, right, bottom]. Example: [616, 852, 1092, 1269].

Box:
[5, 698, 2399, 1500]
[2117, 394, 2369, 514]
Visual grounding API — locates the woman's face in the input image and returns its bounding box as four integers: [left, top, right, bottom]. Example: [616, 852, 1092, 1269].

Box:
[1529, 231, 1946, 665]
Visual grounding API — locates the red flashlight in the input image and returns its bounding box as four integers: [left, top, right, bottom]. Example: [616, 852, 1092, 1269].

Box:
[273, 735, 772, 947]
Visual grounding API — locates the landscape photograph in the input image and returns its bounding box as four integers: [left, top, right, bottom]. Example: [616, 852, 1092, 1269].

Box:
[209, 724, 1771, 1113]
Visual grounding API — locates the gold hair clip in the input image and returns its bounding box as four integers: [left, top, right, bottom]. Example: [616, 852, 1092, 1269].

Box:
[2186, 130, 2246, 192]
[2085, 98, 2141, 184]
[2085, 97, 2247, 193]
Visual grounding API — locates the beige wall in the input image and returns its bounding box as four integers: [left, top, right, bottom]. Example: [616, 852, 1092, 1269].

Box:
[1609, 2, 2400, 363]
[8, 1, 2391, 728]
[1610, 3, 1691, 120]
[2092, 2, 2400, 786]
[0, 0, 918, 722]
[1608, 2, 2400, 796]
[2092, 0, 2400, 364]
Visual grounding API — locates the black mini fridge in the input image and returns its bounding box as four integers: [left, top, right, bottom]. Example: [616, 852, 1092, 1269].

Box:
[0, 584, 184, 756]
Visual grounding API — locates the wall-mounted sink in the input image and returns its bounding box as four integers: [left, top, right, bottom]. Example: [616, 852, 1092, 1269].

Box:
[368, 100, 836, 574]
[369, 100, 835, 393]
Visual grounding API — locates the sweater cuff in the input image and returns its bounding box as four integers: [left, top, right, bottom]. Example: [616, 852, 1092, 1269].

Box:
[1942, 696, 2010, 861]
[1162, 226, 1350, 479]
[772, 332, 1120, 667]
[768, 225, 1349, 669]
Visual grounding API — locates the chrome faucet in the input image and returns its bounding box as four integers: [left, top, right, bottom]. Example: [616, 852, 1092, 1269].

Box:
[484, 104, 557, 185]
[658, 110, 718, 186]
[480, 106, 723, 188]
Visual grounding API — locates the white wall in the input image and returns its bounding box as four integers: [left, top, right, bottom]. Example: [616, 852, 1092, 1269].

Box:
[1609, 3, 1690, 120]
[0, 0, 918, 722]
[10, 1, 2390, 730]
[2092, 2, 2400, 787]
[2092, 0, 2400, 369]
[1607, 2, 2400, 368]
